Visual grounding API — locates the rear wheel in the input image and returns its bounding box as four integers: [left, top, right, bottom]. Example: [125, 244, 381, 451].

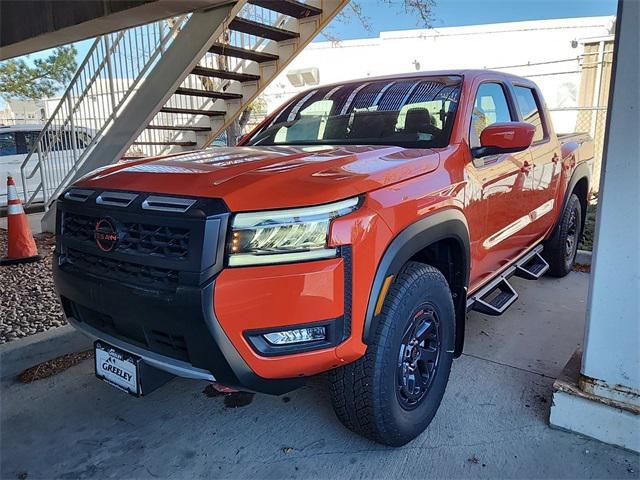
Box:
[329, 262, 454, 446]
[543, 193, 582, 277]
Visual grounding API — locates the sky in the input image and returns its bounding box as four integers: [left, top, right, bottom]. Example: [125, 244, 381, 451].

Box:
[325, 0, 617, 40]
[17, 0, 620, 64]
[1, 0, 618, 106]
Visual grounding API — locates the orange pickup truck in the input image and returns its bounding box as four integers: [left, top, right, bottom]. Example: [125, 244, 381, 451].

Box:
[53, 70, 593, 446]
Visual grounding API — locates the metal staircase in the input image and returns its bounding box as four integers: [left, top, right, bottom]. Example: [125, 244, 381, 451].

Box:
[18, 0, 347, 230]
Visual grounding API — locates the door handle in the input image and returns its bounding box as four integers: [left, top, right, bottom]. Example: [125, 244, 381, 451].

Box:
[551, 153, 560, 163]
[520, 161, 532, 173]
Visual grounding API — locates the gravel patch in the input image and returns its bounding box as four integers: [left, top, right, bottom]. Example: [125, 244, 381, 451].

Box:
[18, 350, 93, 383]
[0, 229, 66, 344]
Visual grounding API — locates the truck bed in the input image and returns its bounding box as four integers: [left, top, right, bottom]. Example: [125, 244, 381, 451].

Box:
[558, 132, 595, 164]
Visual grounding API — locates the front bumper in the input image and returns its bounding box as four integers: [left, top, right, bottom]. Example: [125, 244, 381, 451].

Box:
[54, 259, 306, 394]
[53, 188, 357, 394]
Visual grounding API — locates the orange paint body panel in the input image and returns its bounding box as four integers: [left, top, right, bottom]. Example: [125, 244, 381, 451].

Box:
[214, 204, 393, 378]
[215, 259, 345, 377]
[75, 145, 441, 212]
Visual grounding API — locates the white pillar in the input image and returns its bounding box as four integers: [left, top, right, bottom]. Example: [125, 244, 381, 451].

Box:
[550, 0, 640, 452]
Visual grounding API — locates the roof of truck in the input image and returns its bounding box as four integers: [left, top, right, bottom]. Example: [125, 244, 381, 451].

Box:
[318, 69, 535, 89]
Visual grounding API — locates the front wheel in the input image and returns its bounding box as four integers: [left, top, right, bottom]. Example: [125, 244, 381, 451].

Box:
[329, 262, 454, 446]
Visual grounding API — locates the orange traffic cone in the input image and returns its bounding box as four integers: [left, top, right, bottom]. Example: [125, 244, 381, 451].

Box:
[1, 176, 40, 265]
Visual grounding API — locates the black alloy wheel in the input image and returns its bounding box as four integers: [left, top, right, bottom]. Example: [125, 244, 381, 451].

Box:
[397, 304, 441, 410]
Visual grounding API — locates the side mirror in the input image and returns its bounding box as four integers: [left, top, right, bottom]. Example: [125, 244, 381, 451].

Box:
[471, 122, 535, 159]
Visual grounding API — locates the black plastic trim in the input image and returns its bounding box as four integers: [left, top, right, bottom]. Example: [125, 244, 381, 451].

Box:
[340, 245, 353, 339]
[362, 209, 470, 357]
[471, 144, 529, 158]
[548, 161, 591, 242]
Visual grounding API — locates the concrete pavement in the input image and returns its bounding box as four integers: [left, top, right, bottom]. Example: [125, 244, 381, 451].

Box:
[1, 272, 638, 479]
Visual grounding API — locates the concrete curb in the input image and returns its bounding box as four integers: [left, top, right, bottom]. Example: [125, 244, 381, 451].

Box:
[0, 325, 91, 380]
[576, 249, 592, 266]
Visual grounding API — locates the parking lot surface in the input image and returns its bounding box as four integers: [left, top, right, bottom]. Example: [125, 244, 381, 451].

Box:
[1, 272, 638, 479]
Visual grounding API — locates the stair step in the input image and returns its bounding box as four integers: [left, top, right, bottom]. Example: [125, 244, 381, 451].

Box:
[175, 87, 243, 100]
[133, 141, 197, 147]
[249, 0, 322, 19]
[468, 274, 518, 316]
[191, 66, 260, 83]
[229, 17, 300, 42]
[515, 246, 549, 280]
[159, 107, 226, 117]
[209, 43, 279, 63]
[147, 125, 212, 132]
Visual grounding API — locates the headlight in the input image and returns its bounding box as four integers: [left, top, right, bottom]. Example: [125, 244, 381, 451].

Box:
[227, 197, 360, 267]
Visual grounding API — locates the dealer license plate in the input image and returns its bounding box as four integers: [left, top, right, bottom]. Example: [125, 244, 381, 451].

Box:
[95, 341, 140, 395]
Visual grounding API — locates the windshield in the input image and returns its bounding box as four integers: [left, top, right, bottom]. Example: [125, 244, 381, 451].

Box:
[245, 75, 462, 149]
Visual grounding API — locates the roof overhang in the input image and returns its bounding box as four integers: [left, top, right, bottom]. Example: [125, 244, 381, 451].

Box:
[0, 0, 230, 60]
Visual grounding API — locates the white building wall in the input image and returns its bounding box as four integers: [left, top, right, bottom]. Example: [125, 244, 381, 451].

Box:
[261, 16, 614, 133]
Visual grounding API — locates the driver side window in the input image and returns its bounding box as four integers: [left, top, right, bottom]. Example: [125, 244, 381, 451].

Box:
[470, 83, 513, 148]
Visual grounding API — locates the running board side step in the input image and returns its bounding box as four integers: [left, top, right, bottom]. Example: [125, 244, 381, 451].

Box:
[514, 245, 549, 280]
[468, 271, 519, 316]
[467, 245, 548, 316]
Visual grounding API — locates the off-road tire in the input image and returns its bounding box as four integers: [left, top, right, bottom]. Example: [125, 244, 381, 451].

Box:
[543, 193, 582, 277]
[328, 262, 455, 446]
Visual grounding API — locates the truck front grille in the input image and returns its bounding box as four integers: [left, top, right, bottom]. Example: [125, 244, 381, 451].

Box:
[63, 212, 191, 260]
[56, 189, 229, 290]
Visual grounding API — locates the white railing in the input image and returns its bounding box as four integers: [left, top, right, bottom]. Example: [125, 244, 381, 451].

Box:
[19, 15, 190, 207]
[135, 3, 289, 157]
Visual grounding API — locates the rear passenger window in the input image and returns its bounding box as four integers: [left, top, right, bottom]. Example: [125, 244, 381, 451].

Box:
[470, 83, 513, 148]
[513, 86, 545, 142]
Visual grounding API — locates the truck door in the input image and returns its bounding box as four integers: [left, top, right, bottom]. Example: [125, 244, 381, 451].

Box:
[511, 85, 561, 236]
[466, 82, 535, 290]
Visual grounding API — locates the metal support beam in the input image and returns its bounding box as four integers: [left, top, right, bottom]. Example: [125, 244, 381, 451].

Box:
[581, 0, 639, 408]
[550, 0, 640, 452]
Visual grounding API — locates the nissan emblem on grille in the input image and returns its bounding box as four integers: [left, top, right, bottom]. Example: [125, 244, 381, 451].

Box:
[94, 218, 121, 252]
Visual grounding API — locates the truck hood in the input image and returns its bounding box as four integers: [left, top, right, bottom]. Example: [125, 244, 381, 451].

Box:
[76, 145, 440, 211]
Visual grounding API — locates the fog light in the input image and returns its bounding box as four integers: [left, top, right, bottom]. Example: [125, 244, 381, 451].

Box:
[263, 326, 326, 345]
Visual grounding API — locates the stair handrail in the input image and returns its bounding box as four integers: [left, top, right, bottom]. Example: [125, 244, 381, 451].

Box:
[19, 15, 190, 207]
[43, 17, 190, 209]
[19, 35, 104, 203]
